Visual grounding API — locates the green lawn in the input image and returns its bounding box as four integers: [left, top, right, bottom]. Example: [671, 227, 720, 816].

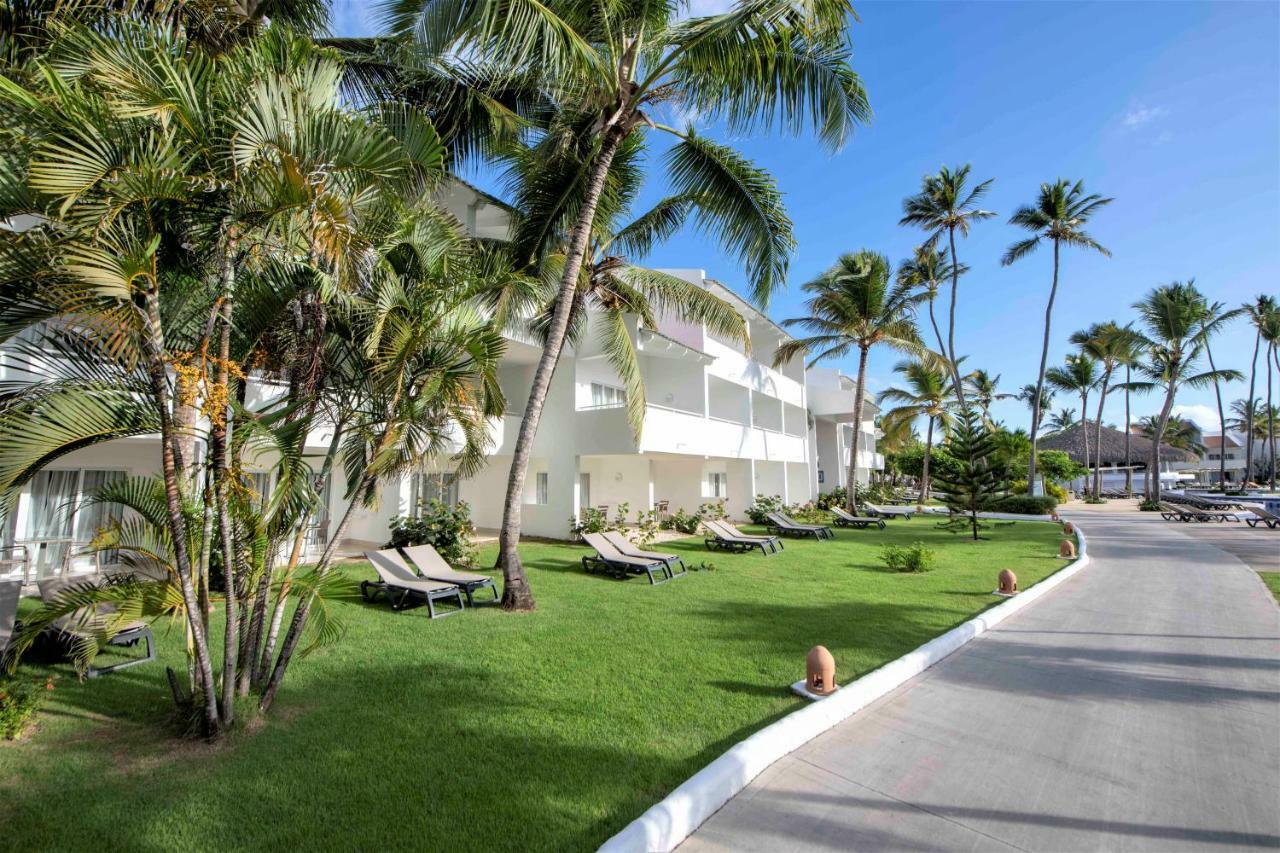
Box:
[1259, 571, 1280, 603]
[1, 518, 1070, 852]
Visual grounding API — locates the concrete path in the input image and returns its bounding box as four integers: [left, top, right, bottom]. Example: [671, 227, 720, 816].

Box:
[680, 509, 1280, 852]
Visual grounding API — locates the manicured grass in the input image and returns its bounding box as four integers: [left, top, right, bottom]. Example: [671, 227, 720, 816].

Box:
[0, 518, 1070, 851]
[1259, 571, 1280, 603]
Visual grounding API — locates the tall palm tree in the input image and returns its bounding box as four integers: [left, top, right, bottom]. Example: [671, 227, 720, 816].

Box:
[878, 359, 954, 503]
[1121, 282, 1241, 500]
[774, 251, 923, 512]
[385, 0, 871, 610]
[1046, 408, 1078, 433]
[964, 369, 1012, 426]
[1046, 353, 1099, 494]
[1070, 322, 1141, 497]
[1261, 306, 1280, 489]
[1241, 296, 1277, 487]
[505, 129, 750, 442]
[1135, 416, 1206, 455]
[1001, 179, 1112, 499]
[1193, 302, 1244, 489]
[898, 165, 994, 405]
[1114, 321, 1147, 495]
[896, 245, 963, 362]
[1018, 382, 1054, 425]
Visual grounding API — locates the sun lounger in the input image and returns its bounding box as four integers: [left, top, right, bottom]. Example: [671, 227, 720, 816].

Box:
[766, 512, 832, 540]
[601, 531, 686, 578]
[1242, 503, 1280, 529]
[863, 503, 914, 520]
[34, 577, 156, 677]
[702, 519, 781, 555]
[0, 579, 19, 661]
[1157, 502, 1237, 523]
[580, 533, 673, 584]
[830, 507, 886, 529]
[1180, 504, 1239, 522]
[401, 544, 498, 606]
[362, 550, 466, 617]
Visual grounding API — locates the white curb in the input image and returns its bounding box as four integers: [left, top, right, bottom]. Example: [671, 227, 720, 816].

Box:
[599, 523, 1092, 853]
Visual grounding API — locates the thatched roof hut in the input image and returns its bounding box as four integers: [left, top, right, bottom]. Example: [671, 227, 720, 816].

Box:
[1039, 421, 1199, 468]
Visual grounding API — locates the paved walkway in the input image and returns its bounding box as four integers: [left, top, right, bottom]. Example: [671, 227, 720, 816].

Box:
[680, 508, 1280, 852]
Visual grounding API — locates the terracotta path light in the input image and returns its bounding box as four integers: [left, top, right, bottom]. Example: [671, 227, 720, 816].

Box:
[792, 645, 838, 700]
[1059, 539, 1077, 559]
[994, 568, 1018, 597]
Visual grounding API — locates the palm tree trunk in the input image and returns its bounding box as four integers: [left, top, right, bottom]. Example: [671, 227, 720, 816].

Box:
[1124, 367, 1132, 495]
[1245, 330, 1261, 486]
[926, 299, 947, 370]
[946, 229, 966, 408]
[1268, 343, 1276, 490]
[1149, 377, 1179, 502]
[922, 416, 934, 502]
[210, 286, 238, 724]
[1092, 371, 1110, 498]
[1026, 239, 1061, 501]
[1204, 337, 1228, 490]
[495, 124, 629, 611]
[138, 289, 221, 735]
[258, 473, 372, 714]
[845, 345, 869, 513]
[1080, 389, 1090, 497]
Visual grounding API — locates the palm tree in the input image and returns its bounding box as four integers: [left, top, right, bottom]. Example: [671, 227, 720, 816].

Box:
[1114, 322, 1147, 495]
[896, 245, 963, 361]
[384, 0, 870, 611]
[774, 251, 923, 512]
[1046, 354, 1099, 494]
[1193, 302, 1244, 489]
[1018, 383, 1055, 425]
[1001, 179, 1112, 499]
[1046, 408, 1078, 433]
[503, 127, 749, 442]
[878, 360, 955, 503]
[1241, 296, 1277, 486]
[898, 165, 994, 404]
[964, 369, 1012, 426]
[1122, 282, 1241, 500]
[1070, 322, 1141, 497]
[1135, 415, 1206, 455]
[1261, 305, 1280, 489]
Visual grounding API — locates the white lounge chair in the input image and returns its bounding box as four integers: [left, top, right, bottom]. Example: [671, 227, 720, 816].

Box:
[362, 549, 466, 617]
[830, 507, 886, 529]
[703, 519, 781, 555]
[580, 533, 673, 584]
[401, 544, 499, 605]
[601, 531, 686, 578]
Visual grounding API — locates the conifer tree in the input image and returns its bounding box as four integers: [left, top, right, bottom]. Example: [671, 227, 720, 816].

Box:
[933, 408, 1010, 540]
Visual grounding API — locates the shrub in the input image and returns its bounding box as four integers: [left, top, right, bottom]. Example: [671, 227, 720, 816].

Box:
[1010, 479, 1067, 501]
[746, 494, 784, 524]
[697, 499, 727, 520]
[1138, 498, 1162, 512]
[632, 509, 660, 546]
[815, 486, 848, 510]
[668, 507, 703, 535]
[569, 507, 615, 538]
[785, 501, 829, 523]
[387, 499, 477, 565]
[990, 495, 1058, 515]
[880, 541, 936, 573]
[0, 673, 55, 740]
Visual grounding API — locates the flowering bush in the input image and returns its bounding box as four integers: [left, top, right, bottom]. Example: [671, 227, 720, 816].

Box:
[745, 494, 785, 524]
[387, 499, 478, 565]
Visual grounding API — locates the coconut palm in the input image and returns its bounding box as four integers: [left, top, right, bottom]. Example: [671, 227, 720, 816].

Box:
[775, 251, 923, 511]
[382, 0, 871, 611]
[1260, 305, 1280, 489]
[1070, 322, 1143, 497]
[1135, 416, 1206, 456]
[877, 359, 955, 503]
[1240, 296, 1276, 487]
[1113, 322, 1148, 495]
[1045, 408, 1078, 433]
[1120, 282, 1241, 500]
[896, 245, 964, 366]
[1001, 179, 1112, 499]
[898, 165, 994, 404]
[1017, 383, 1054, 425]
[1193, 302, 1244, 489]
[1046, 354, 1099, 494]
[964, 369, 1012, 426]
[503, 125, 749, 442]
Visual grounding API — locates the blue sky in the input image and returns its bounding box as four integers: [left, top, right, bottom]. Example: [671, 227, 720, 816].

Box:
[331, 0, 1280, 434]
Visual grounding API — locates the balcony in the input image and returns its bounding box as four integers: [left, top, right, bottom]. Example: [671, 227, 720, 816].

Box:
[575, 404, 806, 463]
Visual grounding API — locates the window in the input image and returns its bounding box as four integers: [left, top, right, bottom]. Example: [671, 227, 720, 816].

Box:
[817, 469, 825, 484]
[411, 472, 459, 511]
[578, 473, 591, 512]
[707, 472, 727, 498]
[19, 468, 125, 574]
[535, 472, 549, 505]
[590, 382, 626, 409]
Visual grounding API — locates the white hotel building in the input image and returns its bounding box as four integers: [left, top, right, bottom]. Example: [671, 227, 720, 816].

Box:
[0, 184, 881, 577]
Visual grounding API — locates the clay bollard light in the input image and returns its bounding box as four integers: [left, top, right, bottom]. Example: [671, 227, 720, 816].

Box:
[806, 645, 837, 696]
[1058, 539, 1077, 559]
[1062, 521, 1075, 535]
[997, 569, 1018, 595]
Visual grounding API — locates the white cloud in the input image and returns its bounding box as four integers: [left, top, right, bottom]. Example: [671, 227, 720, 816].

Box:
[1171, 404, 1220, 432]
[1122, 104, 1168, 129]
